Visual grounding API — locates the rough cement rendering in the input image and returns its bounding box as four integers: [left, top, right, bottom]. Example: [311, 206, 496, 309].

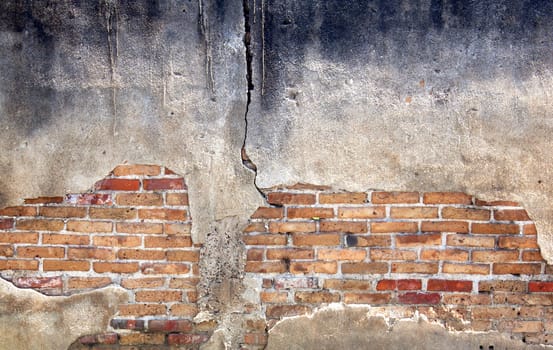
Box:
[267, 305, 550, 350]
[0, 279, 127, 350]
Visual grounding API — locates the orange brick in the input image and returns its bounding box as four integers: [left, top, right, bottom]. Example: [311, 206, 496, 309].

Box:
[324, 279, 372, 291]
[390, 207, 438, 219]
[343, 293, 391, 304]
[338, 206, 385, 219]
[243, 234, 287, 246]
[245, 261, 287, 273]
[443, 263, 489, 275]
[39, 207, 86, 218]
[43, 233, 89, 245]
[67, 277, 112, 289]
[120, 278, 165, 289]
[494, 209, 531, 221]
[474, 199, 520, 207]
[144, 236, 192, 248]
[420, 249, 468, 261]
[66, 221, 112, 233]
[119, 333, 165, 345]
[69, 247, 115, 260]
[472, 250, 519, 263]
[251, 207, 284, 219]
[391, 262, 438, 274]
[116, 193, 163, 206]
[423, 192, 472, 204]
[319, 192, 366, 204]
[244, 222, 267, 233]
[118, 249, 165, 260]
[170, 304, 198, 317]
[293, 233, 340, 246]
[370, 249, 417, 261]
[247, 249, 264, 261]
[261, 291, 288, 303]
[442, 294, 491, 305]
[269, 222, 316, 233]
[169, 277, 199, 289]
[524, 224, 537, 235]
[43, 260, 90, 271]
[372, 192, 419, 204]
[116, 222, 163, 234]
[16, 219, 64, 231]
[0, 260, 38, 270]
[442, 207, 490, 220]
[342, 262, 388, 274]
[89, 208, 136, 220]
[498, 236, 538, 249]
[395, 233, 441, 247]
[493, 263, 541, 275]
[93, 262, 139, 273]
[166, 193, 189, 206]
[522, 250, 544, 262]
[0, 232, 38, 244]
[266, 248, 314, 260]
[318, 249, 366, 261]
[165, 223, 192, 235]
[141, 263, 190, 274]
[290, 261, 337, 274]
[320, 221, 367, 233]
[0, 245, 14, 257]
[347, 235, 391, 247]
[18, 246, 65, 258]
[138, 209, 187, 221]
[118, 304, 167, 317]
[166, 250, 200, 262]
[478, 280, 526, 293]
[472, 223, 519, 235]
[421, 221, 468, 233]
[0, 206, 37, 216]
[143, 178, 186, 190]
[472, 306, 519, 319]
[93, 235, 141, 247]
[295, 291, 340, 303]
[371, 222, 418, 233]
[112, 164, 161, 176]
[24, 197, 63, 204]
[288, 207, 333, 219]
[136, 290, 182, 302]
[267, 193, 316, 205]
[446, 234, 495, 248]
[94, 179, 140, 191]
[427, 279, 472, 292]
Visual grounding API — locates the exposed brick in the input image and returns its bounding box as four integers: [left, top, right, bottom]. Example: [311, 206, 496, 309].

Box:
[79, 333, 118, 345]
[343, 293, 391, 304]
[266, 248, 314, 260]
[252, 207, 284, 219]
[320, 221, 367, 233]
[24, 197, 63, 204]
[493, 293, 553, 306]
[261, 291, 289, 303]
[148, 319, 193, 332]
[290, 261, 337, 274]
[121, 277, 166, 289]
[94, 179, 140, 191]
[471, 306, 519, 320]
[498, 236, 539, 249]
[116, 222, 163, 234]
[391, 262, 438, 274]
[169, 277, 200, 289]
[141, 263, 190, 274]
[347, 235, 391, 247]
[119, 332, 165, 345]
[167, 334, 208, 345]
[494, 209, 531, 222]
[135, 290, 182, 302]
[144, 236, 192, 248]
[288, 207, 333, 219]
[395, 233, 441, 247]
[67, 221, 113, 233]
[245, 262, 287, 273]
[421, 221, 468, 233]
[14, 276, 62, 288]
[398, 292, 441, 304]
[169, 304, 198, 317]
[266, 305, 311, 318]
[68, 247, 115, 260]
[0, 206, 37, 216]
[269, 222, 316, 233]
[295, 291, 340, 303]
[16, 219, 64, 231]
[244, 222, 267, 233]
[420, 249, 468, 261]
[39, 207, 87, 218]
[293, 233, 340, 246]
[166, 193, 189, 206]
[64, 194, 112, 205]
[493, 263, 541, 275]
[243, 234, 287, 246]
[93, 262, 139, 273]
[371, 222, 418, 233]
[446, 234, 495, 248]
[376, 279, 422, 291]
[274, 277, 318, 289]
[472, 250, 519, 263]
[244, 333, 268, 345]
[43, 260, 90, 271]
[318, 249, 366, 261]
[18, 246, 65, 258]
[67, 277, 112, 289]
[267, 192, 316, 205]
[143, 178, 186, 190]
[112, 164, 161, 176]
[165, 223, 191, 235]
[342, 262, 388, 274]
[372, 192, 419, 204]
[522, 250, 544, 262]
[93, 235, 141, 247]
[319, 192, 366, 204]
[423, 192, 472, 204]
[43, 234, 89, 245]
[443, 263, 489, 275]
[524, 223, 537, 235]
[370, 249, 417, 261]
[441, 207, 490, 220]
[0, 260, 38, 270]
[324, 279, 372, 291]
[478, 280, 527, 293]
[0, 232, 38, 244]
[89, 208, 136, 220]
[166, 250, 200, 262]
[474, 199, 520, 207]
[118, 304, 167, 317]
[118, 249, 165, 260]
[138, 209, 187, 221]
[116, 193, 163, 206]
[247, 248, 264, 261]
[498, 320, 543, 333]
[529, 282, 553, 292]
[390, 207, 438, 219]
[442, 294, 491, 305]
[427, 279, 472, 292]
[338, 206, 386, 219]
[472, 223, 520, 235]
[0, 245, 13, 257]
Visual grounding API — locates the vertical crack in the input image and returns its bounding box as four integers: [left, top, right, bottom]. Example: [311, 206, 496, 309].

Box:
[242, 0, 266, 200]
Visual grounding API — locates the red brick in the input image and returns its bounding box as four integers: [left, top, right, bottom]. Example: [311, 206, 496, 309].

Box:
[443, 263, 489, 275]
[165, 223, 192, 235]
[169, 304, 198, 317]
[89, 208, 136, 220]
[138, 208, 187, 221]
[93, 235, 141, 247]
[395, 233, 441, 247]
[43, 234, 89, 245]
[494, 209, 531, 221]
[446, 234, 495, 248]
[93, 262, 139, 273]
[421, 221, 468, 233]
[43, 260, 90, 271]
[420, 249, 468, 261]
[94, 179, 140, 191]
[64, 193, 112, 205]
[116, 222, 163, 234]
[67, 221, 112, 233]
[141, 263, 190, 274]
[144, 236, 192, 248]
[251, 207, 284, 219]
[290, 261, 337, 274]
[376, 279, 421, 291]
[266, 305, 311, 318]
[293, 233, 340, 246]
[320, 221, 367, 233]
[498, 236, 539, 249]
[0, 245, 13, 257]
[338, 207, 385, 219]
[343, 293, 391, 304]
[16, 219, 64, 231]
[390, 207, 438, 219]
[79, 333, 118, 345]
[116, 193, 163, 206]
[391, 262, 438, 274]
[479, 280, 527, 293]
[295, 291, 340, 303]
[347, 235, 391, 247]
[143, 178, 186, 190]
[342, 262, 388, 274]
[118, 304, 167, 317]
[0, 206, 37, 216]
[148, 320, 193, 332]
[269, 222, 316, 233]
[472, 223, 519, 235]
[318, 249, 366, 261]
[372, 192, 419, 204]
[370, 249, 417, 261]
[319, 192, 366, 204]
[39, 207, 86, 218]
[166, 250, 200, 262]
[493, 263, 541, 275]
[67, 277, 112, 289]
[324, 279, 372, 291]
[371, 222, 418, 233]
[427, 279, 472, 292]
[14, 276, 62, 288]
[398, 292, 441, 304]
[136, 290, 182, 302]
[24, 197, 63, 204]
[529, 281, 553, 292]
[18, 246, 65, 258]
[243, 234, 286, 246]
[166, 193, 189, 206]
[117, 249, 165, 260]
[0, 260, 38, 270]
[423, 192, 472, 204]
[288, 207, 333, 219]
[266, 248, 314, 260]
[441, 207, 490, 220]
[112, 164, 161, 176]
[267, 192, 316, 205]
[0, 232, 38, 244]
[121, 278, 166, 289]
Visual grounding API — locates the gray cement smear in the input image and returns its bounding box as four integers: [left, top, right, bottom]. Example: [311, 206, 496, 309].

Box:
[266, 304, 551, 350]
[0, 278, 127, 350]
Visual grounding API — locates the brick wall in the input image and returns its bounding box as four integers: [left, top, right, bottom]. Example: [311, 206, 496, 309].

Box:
[244, 186, 551, 347]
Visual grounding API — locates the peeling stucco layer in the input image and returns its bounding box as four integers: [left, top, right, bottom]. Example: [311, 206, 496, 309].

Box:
[0, 278, 127, 350]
